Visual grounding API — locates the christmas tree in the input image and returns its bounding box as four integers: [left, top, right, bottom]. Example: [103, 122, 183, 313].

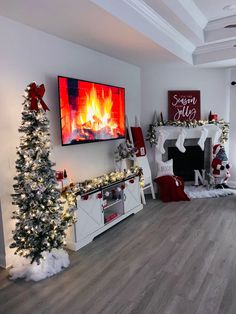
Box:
[10, 82, 74, 272]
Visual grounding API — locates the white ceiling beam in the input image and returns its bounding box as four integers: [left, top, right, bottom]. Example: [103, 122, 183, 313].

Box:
[91, 0, 194, 64]
[194, 45, 236, 66]
[205, 28, 236, 44]
[177, 0, 208, 29]
[205, 15, 236, 31]
[204, 15, 236, 43]
[163, 0, 205, 43]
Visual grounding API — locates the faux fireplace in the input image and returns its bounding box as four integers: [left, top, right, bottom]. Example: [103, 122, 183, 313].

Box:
[162, 138, 211, 181]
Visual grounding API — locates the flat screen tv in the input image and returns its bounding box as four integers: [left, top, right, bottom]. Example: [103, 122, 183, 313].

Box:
[58, 76, 126, 145]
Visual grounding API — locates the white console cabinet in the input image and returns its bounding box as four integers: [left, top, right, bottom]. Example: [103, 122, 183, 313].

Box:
[66, 175, 143, 251]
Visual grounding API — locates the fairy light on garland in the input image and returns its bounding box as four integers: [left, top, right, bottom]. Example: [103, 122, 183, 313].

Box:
[147, 119, 229, 145]
[62, 166, 143, 210]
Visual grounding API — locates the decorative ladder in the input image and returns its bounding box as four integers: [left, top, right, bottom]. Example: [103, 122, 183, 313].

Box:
[126, 116, 156, 204]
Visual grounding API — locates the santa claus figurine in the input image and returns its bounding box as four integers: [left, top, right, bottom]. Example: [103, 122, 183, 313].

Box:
[212, 144, 231, 189]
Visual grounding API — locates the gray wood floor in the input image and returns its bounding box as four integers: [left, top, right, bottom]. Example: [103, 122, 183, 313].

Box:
[1, 196, 236, 314]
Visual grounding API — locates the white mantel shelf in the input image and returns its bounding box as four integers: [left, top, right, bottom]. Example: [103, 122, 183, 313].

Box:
[156, 124, 220, 140]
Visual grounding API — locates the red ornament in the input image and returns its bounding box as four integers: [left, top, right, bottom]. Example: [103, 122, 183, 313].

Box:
[28, 82, 50, 112]
[209, 113, 218, 121]
[129, 179, 134, 184]
[82, 194, 89, 200]
[97, 192, 102, 199]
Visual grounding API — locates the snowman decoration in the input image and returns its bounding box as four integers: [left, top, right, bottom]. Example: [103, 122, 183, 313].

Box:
[211, 144, 231, 189]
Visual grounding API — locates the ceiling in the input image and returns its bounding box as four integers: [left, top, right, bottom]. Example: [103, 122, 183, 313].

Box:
[0, 0, 236, 68]
[193, 0, 236, 20]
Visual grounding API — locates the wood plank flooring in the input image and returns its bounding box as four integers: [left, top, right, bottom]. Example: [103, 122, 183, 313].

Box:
[1, 196, 236, 314]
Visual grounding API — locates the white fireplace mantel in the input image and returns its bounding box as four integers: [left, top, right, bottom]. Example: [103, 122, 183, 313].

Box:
[155, 124, 222, 162]
[156, 124, 221, 141]
[152, 123, 235, 187]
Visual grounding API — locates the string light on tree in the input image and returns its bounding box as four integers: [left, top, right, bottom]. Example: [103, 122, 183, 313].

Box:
[10, 82, 75, 281]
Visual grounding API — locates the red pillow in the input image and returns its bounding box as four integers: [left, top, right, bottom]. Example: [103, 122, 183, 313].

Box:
[154, 175, 190, 202]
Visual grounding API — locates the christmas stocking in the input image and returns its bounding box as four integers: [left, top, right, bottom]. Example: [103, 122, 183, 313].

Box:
[156, 129, 169, 154]
[198, 127, 208, 150]
[213, 126, 222, 145]
[176, 128, 186, 153]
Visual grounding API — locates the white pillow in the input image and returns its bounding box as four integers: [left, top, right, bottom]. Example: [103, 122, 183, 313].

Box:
[156, 159, 174, 178]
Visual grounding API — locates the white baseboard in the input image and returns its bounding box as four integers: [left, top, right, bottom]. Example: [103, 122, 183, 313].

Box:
[0, 252, 14, 269]
[0, 253, 6, 268]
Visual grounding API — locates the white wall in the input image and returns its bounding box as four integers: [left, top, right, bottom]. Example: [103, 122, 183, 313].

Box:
[140, 64, 231, 180]
[229, 68, 236, 187]
[0, 201, 5, 267]
[0, 16, 141, 267]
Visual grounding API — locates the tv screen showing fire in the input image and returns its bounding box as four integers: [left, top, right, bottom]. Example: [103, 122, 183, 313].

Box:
[58, 76, 125, 145]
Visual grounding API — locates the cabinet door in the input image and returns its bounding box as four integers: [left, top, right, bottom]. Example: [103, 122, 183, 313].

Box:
[124, 177, 141, 213]
[75, 193, 104, 242]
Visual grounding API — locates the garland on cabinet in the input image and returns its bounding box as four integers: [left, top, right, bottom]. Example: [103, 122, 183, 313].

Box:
[62, 166, 143, 210]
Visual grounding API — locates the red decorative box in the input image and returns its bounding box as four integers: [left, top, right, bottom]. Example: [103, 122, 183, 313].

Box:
[105, 212, 118, 223]
[56, 171, 63, 180]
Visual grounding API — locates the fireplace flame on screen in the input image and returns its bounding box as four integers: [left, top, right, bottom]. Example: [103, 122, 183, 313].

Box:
[59, 77, 125, 144]
[73, 85, 118, 140]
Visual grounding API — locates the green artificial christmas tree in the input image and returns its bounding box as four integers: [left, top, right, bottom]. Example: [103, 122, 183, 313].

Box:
[10, 83, 74, 279]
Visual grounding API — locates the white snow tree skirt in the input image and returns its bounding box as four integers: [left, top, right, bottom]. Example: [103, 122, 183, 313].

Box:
[9, 248, 70, 281]
[185, 185, 236, 199]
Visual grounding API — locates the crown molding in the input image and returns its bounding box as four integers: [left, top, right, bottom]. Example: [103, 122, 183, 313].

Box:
[123, 0, 195, 53]
[162, 0, 204, 43]
[205, 15, 236, 31]
[177, 0, 207, 29]
[193, 56, 236, 68]
[91, 0, 236, 67]
[194, 39, 236, 55]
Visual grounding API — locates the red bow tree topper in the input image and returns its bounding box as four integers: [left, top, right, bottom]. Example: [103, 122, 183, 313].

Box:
[28, 82, 50, 112]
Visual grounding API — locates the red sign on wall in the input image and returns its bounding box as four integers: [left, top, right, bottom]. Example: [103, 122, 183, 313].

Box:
[168, 90, 201, 121]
